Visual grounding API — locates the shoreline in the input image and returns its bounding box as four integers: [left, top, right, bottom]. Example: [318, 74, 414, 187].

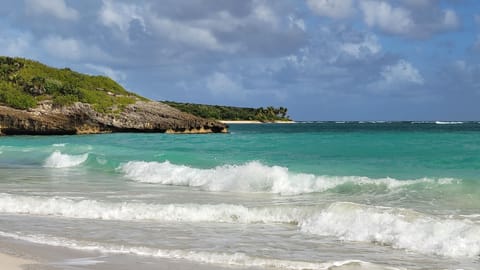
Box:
[0, 236, 249, 270]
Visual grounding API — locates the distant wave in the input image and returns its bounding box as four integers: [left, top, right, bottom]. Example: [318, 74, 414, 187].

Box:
[435, 121, 463, 125]
[43, 151, 89, 168]
[1, 193, 478, 258]
[52, 143, 67, 147]
[119, 161, 459, 195]
[0, 231, 393, 270]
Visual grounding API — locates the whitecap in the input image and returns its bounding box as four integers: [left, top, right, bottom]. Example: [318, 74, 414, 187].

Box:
[300, 202, 480, 258]
[52, 143, 66, 147]
[435, 121, 463, 125]
[43, 151, 89, 168]
[119, 161, 458, 195]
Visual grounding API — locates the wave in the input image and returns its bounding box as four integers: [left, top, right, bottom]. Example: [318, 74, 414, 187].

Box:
[43, 151, 89, 168]
[300, 202, 480, 258]
[1, 193, 479, 258]
[435, 121, 463, 125]
[0, 193, 307, 224]
[119, 161, 458, 195]
[52, 143, 66, 147]
[0, 231, 402, 270]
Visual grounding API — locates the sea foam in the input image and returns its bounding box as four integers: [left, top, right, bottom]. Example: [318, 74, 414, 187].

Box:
[0, 193, 307, 224]
[0, 231, 403, 270]
[300, 202, 480, 258]
[120, 161, 458, 195]
[43, 151, 89, 168]
[1, 193, 479, 258]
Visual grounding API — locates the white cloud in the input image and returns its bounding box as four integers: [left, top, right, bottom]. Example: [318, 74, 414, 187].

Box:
[381, 60, 424, 85]
[25, 0, 79, 21]
[341, 34, 381, 59]
[85, 64, 126, 82]
[99, 0, 145, 34]
[206, 72, 246, 98]
[359, 0, 459, 38]
[288, 15, 306, 31]
[306, 0, 355, 19]
[150, 17, 235, 52]
[41, 35, 109, 61]
[253, 4, 279, 26]
[360, 1, 414, 35]
[443, 9, 459, 29]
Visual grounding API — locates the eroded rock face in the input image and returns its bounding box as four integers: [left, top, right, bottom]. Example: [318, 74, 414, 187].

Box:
[0, 101, 227, 135]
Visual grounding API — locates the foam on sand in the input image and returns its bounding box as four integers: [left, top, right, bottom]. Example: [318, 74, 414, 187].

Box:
[0, 231, 403, 270]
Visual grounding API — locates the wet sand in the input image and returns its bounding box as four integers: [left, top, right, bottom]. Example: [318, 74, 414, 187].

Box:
[0, 236, 256, 270]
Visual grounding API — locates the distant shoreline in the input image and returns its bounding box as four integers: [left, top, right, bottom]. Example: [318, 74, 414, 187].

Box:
[219, 120, 296, 124]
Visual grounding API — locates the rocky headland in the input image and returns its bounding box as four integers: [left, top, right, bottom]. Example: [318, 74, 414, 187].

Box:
[0, 101, 227, 135]
[0, 57, 227, 135]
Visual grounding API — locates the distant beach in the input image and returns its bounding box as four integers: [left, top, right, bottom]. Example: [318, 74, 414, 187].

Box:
[219, 120, 295, 124]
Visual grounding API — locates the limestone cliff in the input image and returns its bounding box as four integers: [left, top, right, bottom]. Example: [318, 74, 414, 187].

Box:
[0, 101, 227, 135]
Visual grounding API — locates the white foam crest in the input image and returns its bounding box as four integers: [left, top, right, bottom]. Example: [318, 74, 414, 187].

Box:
[300, 202, 480, 258]
[52, 143, 66, 147]
[43, 151, 89, 168]
[0, 231, 402, 270]
[435, 121, 463, 125]
[120, 161, 458, 195]
[0, 193, 307, 224]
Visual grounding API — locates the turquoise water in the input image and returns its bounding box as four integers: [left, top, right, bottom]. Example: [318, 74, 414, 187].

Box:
[0, 123, 479, 269]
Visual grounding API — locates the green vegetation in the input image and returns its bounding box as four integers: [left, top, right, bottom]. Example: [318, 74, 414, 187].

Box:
[163, 101, 291, 122]
[0, 56, 145, 112]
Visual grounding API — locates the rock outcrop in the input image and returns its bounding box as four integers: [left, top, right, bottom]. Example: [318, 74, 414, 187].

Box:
[0, 101, 227, 135]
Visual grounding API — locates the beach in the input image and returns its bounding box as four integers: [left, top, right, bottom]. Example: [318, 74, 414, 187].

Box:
[0, 122, 479, 270]
[0, 252, 34, 270]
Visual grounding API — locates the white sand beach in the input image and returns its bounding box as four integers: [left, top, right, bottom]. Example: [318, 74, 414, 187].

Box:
[0, 253, 35, 270]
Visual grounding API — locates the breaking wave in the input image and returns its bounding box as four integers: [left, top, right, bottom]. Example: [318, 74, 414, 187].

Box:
[435, 121, 463, 125]
[119, 161, 458, 195]
[43, 151, 89, 168]
[1, 193, 479, 258]
[300, 202, 480, 258]
[0, 193, 307, 224]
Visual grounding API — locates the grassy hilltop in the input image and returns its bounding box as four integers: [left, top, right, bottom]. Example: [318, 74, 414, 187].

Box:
[0, 56, 145, 113]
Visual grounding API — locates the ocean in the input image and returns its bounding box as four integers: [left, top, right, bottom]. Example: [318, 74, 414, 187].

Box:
[0, 122, 479, 270]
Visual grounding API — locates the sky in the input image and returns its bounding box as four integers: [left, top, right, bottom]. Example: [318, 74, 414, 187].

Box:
[1, 0, 480, 121]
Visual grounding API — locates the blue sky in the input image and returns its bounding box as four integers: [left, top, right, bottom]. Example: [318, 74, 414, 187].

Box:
[1, 0, 479, 120]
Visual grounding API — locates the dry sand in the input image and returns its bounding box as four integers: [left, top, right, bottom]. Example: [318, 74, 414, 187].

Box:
[0, 253, 35, 270]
